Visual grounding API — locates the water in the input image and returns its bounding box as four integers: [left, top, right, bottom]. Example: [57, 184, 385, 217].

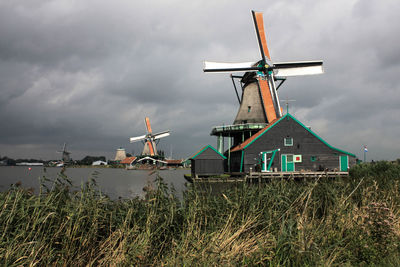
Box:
[0, 166, 190, 199]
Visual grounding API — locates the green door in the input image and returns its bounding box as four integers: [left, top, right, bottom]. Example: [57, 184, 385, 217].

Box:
[281, 155, 287, 172]
[287, 155, 295, 172]
[340, 155, 349, 171]
[281, 154, 295, 172]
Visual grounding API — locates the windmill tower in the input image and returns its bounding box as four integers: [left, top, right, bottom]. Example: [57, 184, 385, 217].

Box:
[129, 117, 170, 157]
[114, 147, 127, 161]
[57, 143, 71, 163]
[204, 10, 324, 152]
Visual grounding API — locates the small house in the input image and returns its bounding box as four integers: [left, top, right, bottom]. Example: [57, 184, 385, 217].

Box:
[229, 113, 356, 173]
[190, 145, 226, 177]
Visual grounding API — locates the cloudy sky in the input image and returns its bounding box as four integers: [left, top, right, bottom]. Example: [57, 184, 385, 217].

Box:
[0, 0, 399, 161]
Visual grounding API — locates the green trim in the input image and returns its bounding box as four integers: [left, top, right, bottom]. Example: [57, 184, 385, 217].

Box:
[239, 151, 244, 172]
[287, 114, 356, 157]
[191, 145, 227, 160]
[243, 113, 356, 157]
[267, 149, 278, 171]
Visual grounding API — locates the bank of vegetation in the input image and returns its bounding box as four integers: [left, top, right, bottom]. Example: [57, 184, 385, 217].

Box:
[1, 161, 400, 266]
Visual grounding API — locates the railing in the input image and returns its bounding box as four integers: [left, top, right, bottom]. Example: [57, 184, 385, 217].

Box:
[211, 123, 267, 133]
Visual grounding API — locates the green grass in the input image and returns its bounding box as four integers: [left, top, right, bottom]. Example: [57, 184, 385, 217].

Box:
[1, 161, 400, 266]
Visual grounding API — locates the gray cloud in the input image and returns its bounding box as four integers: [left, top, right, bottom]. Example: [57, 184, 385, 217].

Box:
[0, 0, 399, 161]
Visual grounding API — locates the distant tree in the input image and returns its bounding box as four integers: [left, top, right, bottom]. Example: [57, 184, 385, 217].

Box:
[78, 156, 106, 165]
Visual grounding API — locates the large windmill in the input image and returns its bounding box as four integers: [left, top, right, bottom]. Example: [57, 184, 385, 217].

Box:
[204, 10, 324, 152]
[129, 117, 170, 157]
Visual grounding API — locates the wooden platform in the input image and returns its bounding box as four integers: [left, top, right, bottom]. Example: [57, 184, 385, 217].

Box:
[185, 171, 349, 183]
[246, 171, 349, 182]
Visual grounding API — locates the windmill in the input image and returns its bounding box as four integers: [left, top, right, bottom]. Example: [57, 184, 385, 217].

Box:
[129, 117, 170, 157]
[204, 10, 324, 151]
[57, 143, 71, 164]
[203, 11, 323, 124]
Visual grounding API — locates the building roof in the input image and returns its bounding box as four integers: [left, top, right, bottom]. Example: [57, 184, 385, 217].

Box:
[166, 159, 183, 164]
[230, 117, 280, 152]
[230, 113, 356, 157]
[120, 156, 137, 164]
[190, 145, 227, 160]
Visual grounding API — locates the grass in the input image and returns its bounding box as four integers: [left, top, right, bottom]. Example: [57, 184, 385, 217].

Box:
[0, 161, 400, 265]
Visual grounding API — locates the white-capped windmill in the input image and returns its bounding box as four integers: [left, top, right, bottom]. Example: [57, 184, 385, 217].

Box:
[57, 143, 71, 163]
[204, 10, 324, 124]
[129, 117, 170, 156]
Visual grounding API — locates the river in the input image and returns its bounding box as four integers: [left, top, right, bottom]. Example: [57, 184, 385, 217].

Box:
[0, 166, 190, 199]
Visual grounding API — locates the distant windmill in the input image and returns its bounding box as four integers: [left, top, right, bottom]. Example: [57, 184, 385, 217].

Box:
[129, 117, 170, 156]
[204, 10, 324, 124]
[57, 143, 71, 163]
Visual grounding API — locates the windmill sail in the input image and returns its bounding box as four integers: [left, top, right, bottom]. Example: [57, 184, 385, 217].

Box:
[129, 117, 170, 156]
[130, 135, 146, 143]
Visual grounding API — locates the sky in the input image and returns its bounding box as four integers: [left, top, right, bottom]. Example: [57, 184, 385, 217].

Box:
[0, 0, 399, 161]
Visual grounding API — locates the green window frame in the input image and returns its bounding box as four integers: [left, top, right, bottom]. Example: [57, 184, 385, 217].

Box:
[284, 137, 293, 146]
[310, 156, 317, 162]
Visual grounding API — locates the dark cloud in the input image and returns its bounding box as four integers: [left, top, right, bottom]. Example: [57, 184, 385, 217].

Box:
[0, 0, 399, 161]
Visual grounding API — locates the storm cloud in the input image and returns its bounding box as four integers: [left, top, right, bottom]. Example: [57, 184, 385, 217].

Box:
[0, 0, 399, 161]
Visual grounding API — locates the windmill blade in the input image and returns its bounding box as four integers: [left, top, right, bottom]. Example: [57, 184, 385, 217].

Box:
[130, 134, 146, 143]
[145, 117, 152, 134]
[147, 140, 155, 156]
[252, 10, 272, 64]
[257, 78, 279, 123]
[153, 131, 170, 140]
[273, 61, 323, 77]
[203, 61, 260, 73]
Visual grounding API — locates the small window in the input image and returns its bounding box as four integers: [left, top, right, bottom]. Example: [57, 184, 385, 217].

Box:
[310, 156, 317, 162]
[248, 106, 251, 112]
[287, 155, 294, 162]
[284, 137, 293, 146]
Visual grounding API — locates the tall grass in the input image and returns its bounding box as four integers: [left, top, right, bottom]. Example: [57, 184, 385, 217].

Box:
[1, 161, 400, 266]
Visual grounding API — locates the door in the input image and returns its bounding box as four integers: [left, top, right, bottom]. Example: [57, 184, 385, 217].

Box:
[340, 155, 349, 171]
[281, 154, 295, 172]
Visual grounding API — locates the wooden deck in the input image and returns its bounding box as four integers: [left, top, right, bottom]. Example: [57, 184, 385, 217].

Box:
[185, 171, 349, 183]
[246, 171, 349, 182]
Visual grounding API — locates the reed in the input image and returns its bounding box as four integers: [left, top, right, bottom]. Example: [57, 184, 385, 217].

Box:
[1, 161, 400, 266]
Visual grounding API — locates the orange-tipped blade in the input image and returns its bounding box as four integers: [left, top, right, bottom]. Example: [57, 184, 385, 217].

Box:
[147, 140, 155, 156]
[252, 11, 271, 62]
[258, 78, 277, 123]
[145, 117, 152, 134]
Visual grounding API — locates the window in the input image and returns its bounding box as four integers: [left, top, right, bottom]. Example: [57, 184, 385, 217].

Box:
[248, 106, 251, 112]
[310, 156, 317, 162]
[284, 137, 293, 146]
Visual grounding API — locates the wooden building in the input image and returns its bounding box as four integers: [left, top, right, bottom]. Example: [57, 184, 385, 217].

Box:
[190, 145, 226, 177]
[229, 113, 356, 173]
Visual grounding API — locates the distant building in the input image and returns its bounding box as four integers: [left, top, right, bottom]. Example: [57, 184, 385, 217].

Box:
[165, 159, 183, 167]
[92, 160, 108, 166]
[114, 148, 126, 161]
[16, 162, 44, 166]
[120, 156, 137, 166]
